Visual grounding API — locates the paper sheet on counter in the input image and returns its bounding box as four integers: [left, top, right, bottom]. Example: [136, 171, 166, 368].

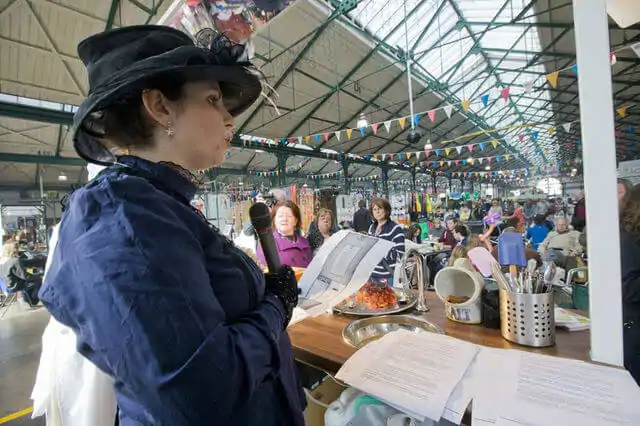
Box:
[297, 230, 394, 316]
[495, 352, 640, 426]
[335, 329, 479, 422]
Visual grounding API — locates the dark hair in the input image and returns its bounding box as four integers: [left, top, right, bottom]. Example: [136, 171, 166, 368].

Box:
[533, 214, 545, 225]
[272, 201, 303, 231]
[358, 199, 366, 209]
[370, 198, 391, 221]
[454, 224, 469, 237]
[618, 178, 632, 194]
[102, 73, 189, 150]
[406, 224, 421, 239]
[506, 217, 520, 229]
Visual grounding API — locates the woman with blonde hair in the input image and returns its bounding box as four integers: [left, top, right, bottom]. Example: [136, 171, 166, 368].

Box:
[307, 208, 336, 252]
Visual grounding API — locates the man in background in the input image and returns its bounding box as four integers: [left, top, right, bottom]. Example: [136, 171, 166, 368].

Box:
[352, 199, 371, 233]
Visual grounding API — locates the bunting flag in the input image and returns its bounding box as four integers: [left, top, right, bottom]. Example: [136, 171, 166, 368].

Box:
[571, 64, 578, 75]
[444, 148, 451, 156]
[324, 133, 329, 142]
[523, 81, 533, 93]
[531, 131, 539, 141]
[480, 94, 489, 107]
[546, 71, 559, 88]
[610, 52, 617, 65]
[518, 134, 525, 142]
[547, 127, 555, 135]
[428, 109, 437, 123]
[467, 145, 473, 152]
[479, 142, 485, 151]
[500, 87, 511, 101]
[298, 136, 302, 144]
[383, 121, 392, 133]
[346, 128, 353, 139]
[630, 42, 640, 58]
[617, 105, 629, 117]
[334, 131, 341, 141]
[491, 140, 498, 148]
[456, 146, 462, 154]
[435, 149, 441, 156]
[563, 122, 572, 133]
[505, 154, 510, 161]
[424, 150, 430, 157]
[315, 134, 320, 143]
[468, 158, 474, 165]
[359, 127, 366, 136]
[399, 117, 407, 130]
[444, 104, 453, 119]
[461, 99, 471, 113]
[412, 114, 421, 127]
[371, 123, 379, 134]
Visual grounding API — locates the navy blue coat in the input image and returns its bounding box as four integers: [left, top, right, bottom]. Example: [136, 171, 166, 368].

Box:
[40, 156, 306, 425]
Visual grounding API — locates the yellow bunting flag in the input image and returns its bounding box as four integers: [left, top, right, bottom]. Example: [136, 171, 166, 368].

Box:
[305, 135, 310, 143]
[546, 71, 559, 88]
[547, 127, 555, 135]
[461, 99, 471, 113]
[346, 128, 353, 139]
[399, 117, 407, 130]
[373, 154, 379, 161]
[491, 140, 498, 148]
[440, 161, 444, 167]
[617, 105, 629, 117]
[406, 152, 412, 159]
[505, 154, 510, 161]
[468, 158, 474, 165]
[444, 148, 451, 156]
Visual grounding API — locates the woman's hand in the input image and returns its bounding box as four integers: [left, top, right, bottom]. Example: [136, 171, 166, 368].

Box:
[264, 266, 299, 328]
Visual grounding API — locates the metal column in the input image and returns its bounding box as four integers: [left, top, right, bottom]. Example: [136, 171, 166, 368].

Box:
[574, 0, 623, 366]
[381, 165, 389, 199]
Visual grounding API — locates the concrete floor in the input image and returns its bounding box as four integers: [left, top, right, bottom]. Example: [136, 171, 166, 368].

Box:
[0, 303, 48, 425]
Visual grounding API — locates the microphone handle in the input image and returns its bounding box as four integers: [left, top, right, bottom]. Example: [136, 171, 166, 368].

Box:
[258, 229, 282, 273]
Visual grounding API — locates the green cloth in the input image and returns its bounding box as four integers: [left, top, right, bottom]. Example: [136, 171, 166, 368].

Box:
[419, 222, 429, 240]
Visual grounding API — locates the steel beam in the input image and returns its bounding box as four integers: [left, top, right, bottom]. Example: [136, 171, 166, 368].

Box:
[0, 101, 74, 125]
[105, 0, 120, 30]
[144, 0, 166, 24]
[284, 0, 435, 139]
[0, 153, 84, 166]
[465, 20, 640, 30]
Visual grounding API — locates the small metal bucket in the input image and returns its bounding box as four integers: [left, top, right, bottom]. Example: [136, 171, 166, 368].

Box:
[499, 289, 555, 347]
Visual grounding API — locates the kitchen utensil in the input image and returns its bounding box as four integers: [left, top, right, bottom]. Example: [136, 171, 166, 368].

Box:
[342, 315, 443, 348]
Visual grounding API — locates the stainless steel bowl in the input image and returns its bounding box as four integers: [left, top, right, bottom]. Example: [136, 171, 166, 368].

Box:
[342, 315, 444, 349]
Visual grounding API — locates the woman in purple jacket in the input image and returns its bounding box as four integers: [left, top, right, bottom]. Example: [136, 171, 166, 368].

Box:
[258, 201, 313, 269]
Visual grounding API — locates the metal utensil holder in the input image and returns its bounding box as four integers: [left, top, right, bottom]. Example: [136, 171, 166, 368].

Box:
[499, 289, 555, 347]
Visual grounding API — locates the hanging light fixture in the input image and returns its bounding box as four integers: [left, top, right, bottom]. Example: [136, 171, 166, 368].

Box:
[58, 173, 67, 181]
[424, 140, 433, 150]
[356, 113, 368, 129]
[485, 166, 491, 171]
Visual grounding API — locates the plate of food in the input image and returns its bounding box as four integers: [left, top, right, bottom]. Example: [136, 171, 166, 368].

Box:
[333, 281, 417, 316]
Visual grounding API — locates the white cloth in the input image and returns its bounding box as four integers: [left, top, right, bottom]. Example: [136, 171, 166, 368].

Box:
[31, 224, 117, 425]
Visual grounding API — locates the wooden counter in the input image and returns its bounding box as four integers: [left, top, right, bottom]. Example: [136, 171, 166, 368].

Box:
[287, 292, 590, 374]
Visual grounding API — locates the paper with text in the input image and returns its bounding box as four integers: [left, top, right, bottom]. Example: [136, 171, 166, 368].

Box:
[297, 230, 393, 316]
[496, 352, 640, 426]
[335, 329, 479, 422]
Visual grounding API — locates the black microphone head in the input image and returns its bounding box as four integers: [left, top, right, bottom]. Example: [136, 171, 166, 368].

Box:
[249, 202, 272, 233]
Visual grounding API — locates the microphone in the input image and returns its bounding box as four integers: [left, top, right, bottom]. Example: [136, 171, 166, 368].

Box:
[249, 202, 282, 273]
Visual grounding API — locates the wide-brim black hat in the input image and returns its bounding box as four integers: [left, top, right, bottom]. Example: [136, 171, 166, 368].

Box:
[73, 25, 263, 165]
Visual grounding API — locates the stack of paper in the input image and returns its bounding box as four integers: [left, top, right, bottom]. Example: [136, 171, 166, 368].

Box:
[335, 329, 479, 422]
[336, 331, 640, 426]
[555, 307, 590, 331]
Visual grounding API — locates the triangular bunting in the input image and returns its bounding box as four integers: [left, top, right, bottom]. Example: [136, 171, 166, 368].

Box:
[523, 81, 533, 93]
[371, 123, 379, 134]
[399, 117, 407, 130]
[413, 114, 421, 127]
[305, 135, 310, 144]
[505, 154, 510, 161]
[424, 150, 430, 158]
[461, 99, 471, 113]
[531, 131, 539, 141]
[298, 136, 302, 144]
[480, 94, 489, 107]
[383, 121, 392, 133]
[491, 140, 498, 149]
[571, 64, 578, 75]
[444, 148, 451, 156]
[444, 104, 453, 119]
[346, 128, 353, 139]
[500, 87, 510, 101]
[518, 134, 525, 142]
[547, 127, 555, 135]
[334, 131, 341, 141]
[563, 123, 572, 133]
[428, 109, 437, 123]
[323, 133, 329, 142]
[315, 134, 320, 143]
[610, 52, 617, 65]
[617, 105, 629, 117]
[435, 149, 441, 157]
[546, 71, 559, 88]
[479, 143, 485, 151]
[359, 127, 366, 136]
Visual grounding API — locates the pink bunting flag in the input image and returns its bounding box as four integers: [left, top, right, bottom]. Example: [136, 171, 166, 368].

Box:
[500, 87, 510, 101]
[467, 145, 473, 152]
[323, 133, 329, 142]
[518, 134, 525, 142]
[455, 160, 460, 166]
[428, 109, 437, 123]
[424, 150, 430, 158]
[371, 123, 379, 134]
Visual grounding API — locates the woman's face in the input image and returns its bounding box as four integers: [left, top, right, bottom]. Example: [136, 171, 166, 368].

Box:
[318, 214, 332, 233]
[454, 231, 463, 241]
[618, 183, 627, 205]
[170, 81, 235, 170]
[446, 219, 455, 230]
[275, 206, 297, 236]
[372, 205, 386, 221]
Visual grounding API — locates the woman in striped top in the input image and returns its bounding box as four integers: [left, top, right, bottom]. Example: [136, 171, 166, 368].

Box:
[368, 198, 405, 284]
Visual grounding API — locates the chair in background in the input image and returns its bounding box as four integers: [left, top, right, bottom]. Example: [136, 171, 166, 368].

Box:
[0, 276, 17, 319]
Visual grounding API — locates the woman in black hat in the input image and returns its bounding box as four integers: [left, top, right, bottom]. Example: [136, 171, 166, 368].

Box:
[39, 26, 304, 425]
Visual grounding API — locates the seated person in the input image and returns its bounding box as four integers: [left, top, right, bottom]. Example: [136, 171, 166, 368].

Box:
[538, 216, 582, 259]
[405, 224, 422, 244]
[429, 218, 445, 239]
[0, 241, 42, 307]
[438, 218, 458, 247]
[307, 208, 337, 253]
[257, 201, 312, 268]
[453, 224, 469, 247]
[526, 214, 550, 251]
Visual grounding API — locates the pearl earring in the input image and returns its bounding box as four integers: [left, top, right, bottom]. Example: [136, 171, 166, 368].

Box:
[166, 123, 175, 137]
